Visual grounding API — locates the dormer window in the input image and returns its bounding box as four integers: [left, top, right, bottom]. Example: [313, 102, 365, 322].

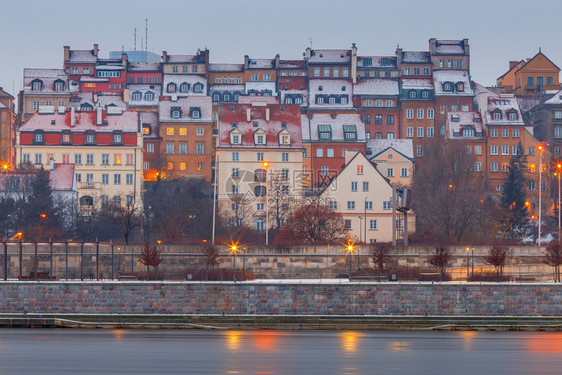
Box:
[256, 134, 265, 144]
[318, 124, 332, 140]
[81, 103, 93, 111]
[31, 79, 43, 91]
[231, 121, 237, 128]
[409, 90, 417, 98]
[421, 90, 429, 99]
[463, 127, 474, 137]
[190, 107, 201, 118]
[230, 129, 241, 145]
[452, 116, 459, 122]
[193, 83, 203, 93]
[279, 130, 291, 145]
[179, 82, 190, 93]
[342, 86, 346, 91]
[213, 93, 221, 102]
[443, 82, 452, 91]
[112, 131, 123, 144]
[132, 91, 142, 101]
[224, 93, 231, 101]
[167, 83, 177, 93]
[33, 131, 44, 144]
[54, 79, 65, 92]
[508, 111, 518, 121]
[85, 131, 96, 145]
[493, 111, 502, 120]
[171, 107, 181, 119]
[61, 131, 71, 144]
[145, 92, 154, 101]
[253, 121, 259, 128]
[456, 82, 464, 91]
[343, 125, 357, 140]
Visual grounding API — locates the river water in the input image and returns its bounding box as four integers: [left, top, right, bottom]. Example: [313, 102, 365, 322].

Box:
[0, 329, 561, 374]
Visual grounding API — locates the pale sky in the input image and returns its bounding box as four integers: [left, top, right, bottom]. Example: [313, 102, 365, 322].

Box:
[1, 0, 561, 98]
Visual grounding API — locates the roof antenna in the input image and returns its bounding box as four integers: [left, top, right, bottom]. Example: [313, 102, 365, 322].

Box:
[309, 37, 312, 48]
[134, 28, 137, 51]
[539, 46, 542, 53]
[145, 18, 149, 51]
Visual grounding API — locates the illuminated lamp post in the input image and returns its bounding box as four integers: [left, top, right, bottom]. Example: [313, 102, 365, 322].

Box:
[538, 144, 544, 247]
[466, 247, 470, 282]
[262, 162, 270, 245]
[229, 241, 242, 282]
[557, 163, 562, 245]
[212, 152, 219, 245]
[344, 239, 357, 279]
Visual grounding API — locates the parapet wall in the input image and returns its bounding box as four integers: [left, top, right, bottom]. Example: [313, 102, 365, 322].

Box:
[2, 282, 561, 316]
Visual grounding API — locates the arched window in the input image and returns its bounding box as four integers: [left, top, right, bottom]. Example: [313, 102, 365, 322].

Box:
[167, 83, 177, 93]
[80, 196, 94, 206]
[254, 185, 266, 196]
[215, 76, 221, 84]
[443, 82, 452, 91]
[193, 83, 203, 93]
[295, 97, 302, 104]
[254, 169, 267, 182]
[223, 76, 228, 83]
[145, 91, 154, 101]
[285, 97, 293, 104]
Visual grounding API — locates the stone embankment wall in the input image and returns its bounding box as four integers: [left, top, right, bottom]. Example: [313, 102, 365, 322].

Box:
[0, 243, 554, 280]
[1, 282, 561, 316]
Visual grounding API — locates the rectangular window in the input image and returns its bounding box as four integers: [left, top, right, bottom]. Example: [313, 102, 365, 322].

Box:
[342, 67, 349, 76]
[547, 77, 553, 85]
[257, 152, 264, 161]
[351, 182, 357, 191]
[490, 145, 498, 155]
[369, 220, 377, 230]
[126, 174, 133, 185]
[114, 174, 121, 184]
[475, 162, 482, 172]
[87, 154, 94, 165]
[23, 154, 30, 163]
[316, 148, 323, 157]
[365, 201, 373, 210]
[375, 115, 383, 124]
[528, 77, 534, 86]
[475, 145, 482, 155]
[357, 165, 363, 174]
[102, 174, 109, 184]
[196, 143, 204, 154]
[76, 173, 81, 182]
[232, 152, 239, 161]
[417, 127, 424, 138]
[427, 109, 434, 119]
[387, 168, 394, 177]
[502, 129, 509, 137]
[321, 165, 329, 176]
[502, 145, 509, 155]
[387, 115, 394, 124]
[282, 152, 289, 162]
[330, 201, 337, 210]
[513, 129, 520, 137]
[417, 109, 424, 119]
[501, 162, 509, 172]
[34, 153, 42, 164]
[86, 173, 93, 183]
[167, 127, 174, 135]
[406, 109, 414, 119]
[407, 127, 413, 137]
[528, 180, 535, 191]
[114, 154, 121, 165]
[147, 143, 154, 153]
[417, 146, 423, 157]
[491, 162, 498, 172]
[383, 201, 391, 210]
[327, 149, 334, 158]
[347, 201, 355, 210]
[490, 129, 498, 137]
[363, 181, 369, 191]
[512, 145, 518, 155]
[401, 168, 408, 177]
[344, 220, 352, 230]
[74, 154, 81, 165]
[427, 127, 434, 137]
[166, 143, 174, 154]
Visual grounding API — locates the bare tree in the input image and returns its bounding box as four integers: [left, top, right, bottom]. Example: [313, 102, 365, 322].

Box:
[139, 242, 163, 278]
[543, 243, 562, 282]
[428, 246, 453, 281]
[484, 245, 511, 282]
[227, 193, 255, 234]
[371, 242, 395, 281]
[267, 173, 294, 233]
[277, 201, 348, 244]
[103, 195, 141, 245]
[412, 139, 490, 242]
[202, 242, 221, 280]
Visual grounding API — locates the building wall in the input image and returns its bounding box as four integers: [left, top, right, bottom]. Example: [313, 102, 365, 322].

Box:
[20, 93, 70, 122]
[399, 100, 435, 158]
[371, 149, 413, 187]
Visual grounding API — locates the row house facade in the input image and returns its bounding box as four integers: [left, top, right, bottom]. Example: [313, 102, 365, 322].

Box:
[497, 51, 560, 96]
[18, 69, 70, 123]
[0, 88, 16, 167]
[216, 103, 304, 231]
[16, 107, 143, 209]
[366, 139, 414, 188]
[399, 78, 435, 158]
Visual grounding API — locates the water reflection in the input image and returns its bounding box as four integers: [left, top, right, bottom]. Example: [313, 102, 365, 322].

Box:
[458, 330, 478, 351]
[525, 332, 562, 352]
[225, 331, 242, 351]
[340, 331, 361, 352]
[388, 341, 411, 351]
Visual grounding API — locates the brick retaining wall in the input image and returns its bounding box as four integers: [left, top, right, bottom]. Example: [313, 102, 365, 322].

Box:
[2, 282, 562, 316]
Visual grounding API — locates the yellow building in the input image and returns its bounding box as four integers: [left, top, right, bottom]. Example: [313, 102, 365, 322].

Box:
[18, 69, 70, 123]
[0, 88, 16, 168]
[497, 51, 560, 96]
[367, 139, 414, 187]
[16, 107, 143, 210]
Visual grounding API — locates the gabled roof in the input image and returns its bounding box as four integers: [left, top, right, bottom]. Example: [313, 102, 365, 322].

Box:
[23, 69, 69, 95]
[278, 76, 308, 91]
[158, 96, 213, 123]
[301, 112, 365, 142]
[127, 62, 161, 72]
[497, 60, 525, 80]
[49, 164, 75, 191]
[367, 139, 414, 160]
[19, 109, 139, 132]
[544, 89, 562, 105]
[68, 50, 97, 63]
[353, 78, 399, 96]
[515, 51, 561, 74]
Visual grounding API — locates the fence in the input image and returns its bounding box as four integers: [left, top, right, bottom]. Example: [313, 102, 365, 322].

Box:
[0, 242, 559, 282]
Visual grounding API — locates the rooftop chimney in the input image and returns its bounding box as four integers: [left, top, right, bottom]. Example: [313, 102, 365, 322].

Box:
[246, 108, 251, 122]
[63, 46, 70, 62]
[265, 108, 270, 122]
[96, 107, 102, 125]
[122, 52, 128, 67]
[70, 107, 75, 127]
[93, 44, 99, 57]
[162, 51, 167, 62]
[509, 61, 519, 70]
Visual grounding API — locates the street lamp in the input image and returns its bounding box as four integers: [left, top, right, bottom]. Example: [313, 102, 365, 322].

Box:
[344, 239, 357, 279]
[212, 152, 219, 245]
[262, 161, 270, 245]
[556, 163, 562, 245]
[229, 240, 242, 282]
[538, 144, 544, 247]
[466, 247, 470, 282]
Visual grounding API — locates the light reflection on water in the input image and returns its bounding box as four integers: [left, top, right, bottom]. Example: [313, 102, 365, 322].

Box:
[0, 329, 561, 374]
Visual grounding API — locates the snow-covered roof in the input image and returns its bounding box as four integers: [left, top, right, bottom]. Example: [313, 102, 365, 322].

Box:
[484, 95, 524, 125]
[433, 70, 474, 96]
[68, 50, 97, 63]
[367, 139, 414, 160]
[237, 96, 279, 105]
[128, 85, 159, 107]
[301, 112, 365, 142]
[402, 51, 431, 63]
[545, 89, 562, 105]
[353, 79, 399, 96]
[158, 96, 213, 123]
[209, 84, 245, 92]
[245, 81, 277, 94]
[162, 75, 207, 95]
[434, 40, 466, 55]
[166, 55, 198, 63]
[49, 164, 75, 191]
[401, 78, 433, 90]
[446, 111, 485, 140]
[95, 65, 125, 71]
[309, 49, 351, 64]
[357, 56, 396, 68]
[23, 69, 69, 95]
[140, 112, 159, 139]
[68, 92, 125, 110]
[278, 60, 305, 69]
[209, 63, 244, 72]
[309, 79, 353, 108]
[218, 103, 302, 148]
[278, 77, 308, 91]
[127, 62, 161, 72]
[247, 59, 274, 69]
[19, 109, 140, 132]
